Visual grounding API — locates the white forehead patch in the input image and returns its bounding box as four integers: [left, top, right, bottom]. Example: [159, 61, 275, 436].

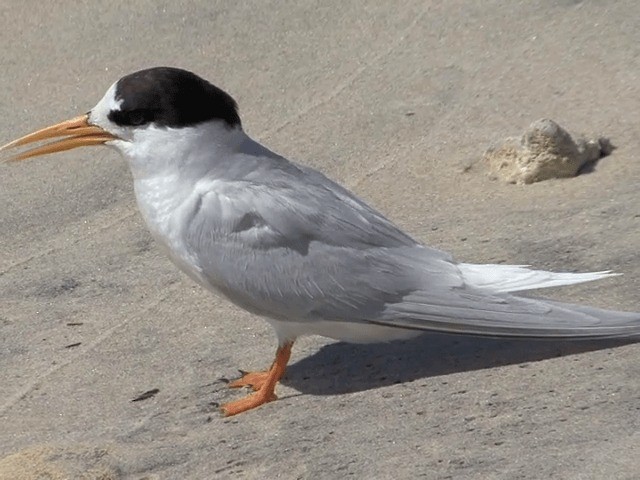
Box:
[88, 81, 123, 129]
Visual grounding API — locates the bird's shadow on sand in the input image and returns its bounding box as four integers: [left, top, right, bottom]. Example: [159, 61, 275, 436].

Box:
[281, 334, 636, 395]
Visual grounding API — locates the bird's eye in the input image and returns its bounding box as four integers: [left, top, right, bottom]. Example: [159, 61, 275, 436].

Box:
[127, 110, 150, 126]
[108, 108, 154, 127]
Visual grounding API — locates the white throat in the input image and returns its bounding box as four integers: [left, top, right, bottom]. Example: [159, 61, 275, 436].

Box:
[124, 122, 247, 242]
[109, 119, 249, 287]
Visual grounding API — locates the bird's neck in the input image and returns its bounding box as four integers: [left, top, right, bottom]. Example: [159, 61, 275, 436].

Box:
[121, 122, 242, 242]
[124, 121, 248, 182]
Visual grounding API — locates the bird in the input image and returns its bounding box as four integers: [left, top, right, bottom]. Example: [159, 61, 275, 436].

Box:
[2, 66, 639, 416]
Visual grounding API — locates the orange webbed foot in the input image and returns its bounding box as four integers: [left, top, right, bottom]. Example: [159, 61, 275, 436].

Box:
[228, 371, 271, 391]
[221, 341, 293, 416]
[221, 390, 279, 416]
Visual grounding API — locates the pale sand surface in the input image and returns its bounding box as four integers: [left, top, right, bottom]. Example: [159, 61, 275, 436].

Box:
[1, 1, 639, 478]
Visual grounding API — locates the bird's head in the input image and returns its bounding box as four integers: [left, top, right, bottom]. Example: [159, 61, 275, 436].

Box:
[1, 67, 242, 172]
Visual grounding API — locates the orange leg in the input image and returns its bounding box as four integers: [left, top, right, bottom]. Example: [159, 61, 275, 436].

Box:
[221, 342, 293, 416]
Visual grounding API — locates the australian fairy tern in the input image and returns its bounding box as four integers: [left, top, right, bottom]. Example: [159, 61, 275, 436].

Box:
[2, 66, 639, 416]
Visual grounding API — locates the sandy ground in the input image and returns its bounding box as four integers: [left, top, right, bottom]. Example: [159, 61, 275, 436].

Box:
[1, 1, 640, 478]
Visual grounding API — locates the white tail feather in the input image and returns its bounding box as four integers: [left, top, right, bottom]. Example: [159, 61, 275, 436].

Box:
[458, 263, 620, 293]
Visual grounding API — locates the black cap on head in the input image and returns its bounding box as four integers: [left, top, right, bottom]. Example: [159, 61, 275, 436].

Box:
[107, 67, 241, 129]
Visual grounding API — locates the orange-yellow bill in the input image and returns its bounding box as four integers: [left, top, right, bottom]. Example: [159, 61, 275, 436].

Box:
[0, 114, 117, 161]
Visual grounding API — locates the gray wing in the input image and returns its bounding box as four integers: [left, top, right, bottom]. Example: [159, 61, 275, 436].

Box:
[378, 290, 640, 338]
[184, 158, 640, 339]
[184, 159, 458, 320]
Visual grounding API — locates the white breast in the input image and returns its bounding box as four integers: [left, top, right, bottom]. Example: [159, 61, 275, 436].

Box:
[133, 172, 208, 286]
